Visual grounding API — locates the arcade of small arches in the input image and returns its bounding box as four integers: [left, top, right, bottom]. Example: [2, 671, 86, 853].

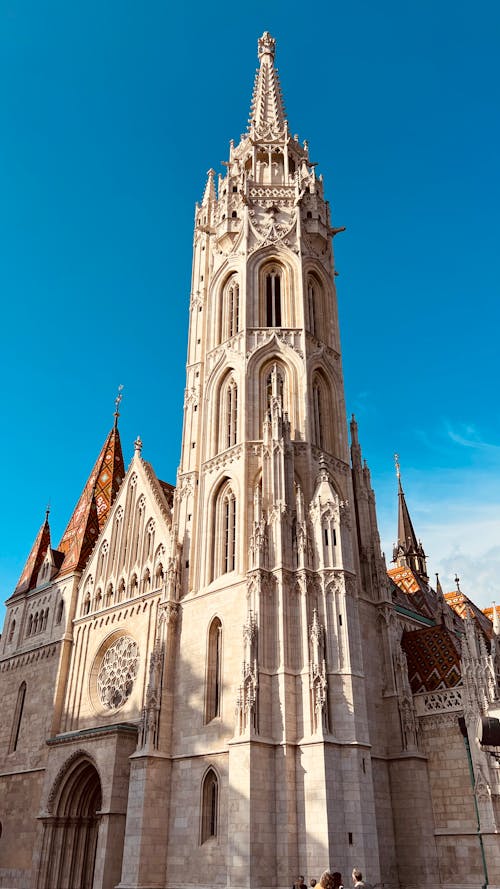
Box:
[80, 559, 166, 618]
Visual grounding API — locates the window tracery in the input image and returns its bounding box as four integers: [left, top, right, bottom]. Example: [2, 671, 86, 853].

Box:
[96, 636, 139, 711]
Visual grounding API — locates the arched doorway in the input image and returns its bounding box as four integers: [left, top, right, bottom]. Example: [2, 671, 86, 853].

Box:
[38, 756, 102, 889]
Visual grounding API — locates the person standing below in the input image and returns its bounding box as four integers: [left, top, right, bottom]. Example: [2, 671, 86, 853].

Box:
[292, 875, 307, 889]
[310, 879, 317, 887]
[318, 871, 337, 889]
[351, 867, 372, 889]
[332, 873, 343, 889]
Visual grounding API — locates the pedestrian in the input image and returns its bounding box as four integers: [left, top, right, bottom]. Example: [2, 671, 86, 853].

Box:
[310, 880, 317, 887]
[292, 875, 307, 889]
[351, 867, 372, 889]
[319, 871, 337, 889]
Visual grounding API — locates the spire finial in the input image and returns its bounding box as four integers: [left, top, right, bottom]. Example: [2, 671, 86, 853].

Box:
[134, 435, 143, 456]
[45, 502, 50, 522]
[258, 31, 276, 62]
[455, 574, 461, 592]
[394, 452, 401, 481]
[114, 384, 124, 428]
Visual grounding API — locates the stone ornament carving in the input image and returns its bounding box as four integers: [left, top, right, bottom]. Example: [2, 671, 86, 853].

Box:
[97, 635, 139, 711]
[419, 713, 462, 731]
[413, 686, 463, 716]
[309, 609, 329, 733]
[46, 749, 100, 815]
[236, 611, 259, 734]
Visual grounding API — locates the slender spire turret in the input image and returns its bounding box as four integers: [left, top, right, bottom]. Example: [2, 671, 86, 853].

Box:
[248, 32, 287, 141]
[392, 455, 428, 579]
[13, 510, 51, 595]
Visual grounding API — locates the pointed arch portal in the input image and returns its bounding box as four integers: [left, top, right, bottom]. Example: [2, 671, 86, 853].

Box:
[38, 757, 102, 889]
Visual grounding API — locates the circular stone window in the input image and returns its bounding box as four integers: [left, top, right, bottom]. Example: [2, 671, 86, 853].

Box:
[96, 635, 140, 710]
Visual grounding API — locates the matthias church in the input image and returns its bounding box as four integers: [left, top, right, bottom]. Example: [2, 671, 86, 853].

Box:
[1, 32, 499, 889]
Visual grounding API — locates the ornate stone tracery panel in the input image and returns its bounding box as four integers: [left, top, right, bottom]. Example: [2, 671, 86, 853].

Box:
[95, 635, 140, 711]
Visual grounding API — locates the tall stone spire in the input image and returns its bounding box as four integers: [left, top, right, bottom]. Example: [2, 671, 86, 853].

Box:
[57, 422, 124, 576]
[392, 455, 428, 579]
[248, 32, 287, 141]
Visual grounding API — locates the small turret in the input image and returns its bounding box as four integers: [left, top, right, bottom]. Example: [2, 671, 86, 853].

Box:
[392, 455, 428, 581]
[13, 507, 51, 596]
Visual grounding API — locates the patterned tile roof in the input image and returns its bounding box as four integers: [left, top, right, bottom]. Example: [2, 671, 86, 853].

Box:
[444, 590, 493, 640]
[402, 624, 462, 693]
[57, 425, 124, 576]
[13, 513, 51, 595]
[388, 565, 438, 620]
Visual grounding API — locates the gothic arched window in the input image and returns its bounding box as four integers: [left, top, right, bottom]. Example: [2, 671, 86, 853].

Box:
[55, 600, 64, 624]
[8, 619, 16, 644]
[220, 276, 239, 343]
[219, 375, 238, 451]
[307, 277, 317, 336]
[265, 267, 282, 327]
[205, 617, 222, 722]
[212, 481, 237, 579]
[312, 379, 324, 449]
[311, 372, 333, 453]
[200, 769, 219, 844]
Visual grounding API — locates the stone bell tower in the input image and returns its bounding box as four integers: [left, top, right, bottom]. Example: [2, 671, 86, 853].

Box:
[167, 31, 383, 889]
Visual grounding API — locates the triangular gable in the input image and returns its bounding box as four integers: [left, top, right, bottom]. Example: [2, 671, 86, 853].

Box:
[77, 450, 174, 596]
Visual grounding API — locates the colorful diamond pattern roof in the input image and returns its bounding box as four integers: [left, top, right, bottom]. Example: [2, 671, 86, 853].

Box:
[444, 590, 493, 640]
[14, 514, 51, 595]
[402, 624, 461, 693]
[57, 425, 124, 575]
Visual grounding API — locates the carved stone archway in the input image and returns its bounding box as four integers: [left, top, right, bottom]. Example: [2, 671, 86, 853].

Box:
[37, 756, 102, 889]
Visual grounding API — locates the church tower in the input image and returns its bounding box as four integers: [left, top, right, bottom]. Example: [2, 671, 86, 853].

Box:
[165, 31, 384, 888]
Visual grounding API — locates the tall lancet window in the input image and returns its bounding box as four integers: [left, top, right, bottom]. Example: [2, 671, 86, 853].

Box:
[219, 376, 238, 451]
[200, 768, 219, 843]
[226, 279, 239, 339]
[312, 380, 324, 449]
[205, 618, 222, 722]
[219, 276, 239, 343]
[307, 278, 317, 336]
[212, 480, 237, 578]
[265, 268, 282, 327]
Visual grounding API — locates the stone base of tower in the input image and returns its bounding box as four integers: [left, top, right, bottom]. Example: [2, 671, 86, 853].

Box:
[297, 740, 381, 882]
[388, 754, 440, 888]
[117, 752, 171, 889]
[227, 737, 278, 889]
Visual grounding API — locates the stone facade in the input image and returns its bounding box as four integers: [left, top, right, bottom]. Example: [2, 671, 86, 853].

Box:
[1, 30, 500, 889]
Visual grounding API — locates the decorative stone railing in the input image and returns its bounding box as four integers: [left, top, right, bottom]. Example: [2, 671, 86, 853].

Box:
[413, 685, 463, 717]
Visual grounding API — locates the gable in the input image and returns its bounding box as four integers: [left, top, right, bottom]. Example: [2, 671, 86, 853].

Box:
[77, 456, 174, 618]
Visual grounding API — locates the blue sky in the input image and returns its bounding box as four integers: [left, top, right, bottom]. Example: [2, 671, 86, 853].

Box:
[1, 0, 499, 626]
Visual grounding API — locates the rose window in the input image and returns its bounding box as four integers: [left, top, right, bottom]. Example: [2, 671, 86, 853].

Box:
[97, 636, 139, 710]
